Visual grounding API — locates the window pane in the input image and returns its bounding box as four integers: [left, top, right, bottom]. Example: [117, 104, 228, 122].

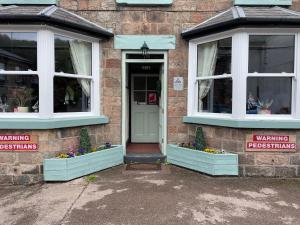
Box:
[197, 38, 232, 77]
[134, 91, 146, 103]
[54, 77, 91, 113]
[198, 78, 232, 113]
[147, 76, 159, 90]
[0, 75, 39, 113]
[55, 35, 92, 75]
[249, 35, 295, 73]
[0, 32, 37, 71]
[134, 77, 146, 90]
[246, 77, 291, 115]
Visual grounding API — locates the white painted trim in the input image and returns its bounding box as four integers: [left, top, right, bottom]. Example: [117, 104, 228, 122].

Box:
[121, 51, 168, 155]
[0, 27, 101, 119]
[188, 29, 299, 121]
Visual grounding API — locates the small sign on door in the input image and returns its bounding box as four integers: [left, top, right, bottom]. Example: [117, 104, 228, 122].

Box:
[173, 77, 184, 91]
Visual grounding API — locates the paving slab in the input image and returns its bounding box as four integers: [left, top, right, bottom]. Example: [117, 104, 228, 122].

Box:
[1, 165, 300, 225]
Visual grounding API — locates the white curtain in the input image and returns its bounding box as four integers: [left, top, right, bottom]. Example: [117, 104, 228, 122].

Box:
[197, 41, 218, 111]
[69, 39, 92, 97]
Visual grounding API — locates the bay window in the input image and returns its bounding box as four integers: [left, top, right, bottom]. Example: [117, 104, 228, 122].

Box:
[188, 30, 299, 121]
[0, 29, 100, 118]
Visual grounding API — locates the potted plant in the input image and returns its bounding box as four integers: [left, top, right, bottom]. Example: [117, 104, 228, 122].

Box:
[43, 128, 124, 181]
[257, 99, 273, 114]
[14, 88, 35, 113]
[167, 127, 238, 176]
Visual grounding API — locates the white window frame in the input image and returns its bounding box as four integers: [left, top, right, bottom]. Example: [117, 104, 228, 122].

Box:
[195, 36, 233, 116]
[0, 25, 101, 119]
[187, 28, 300, 121]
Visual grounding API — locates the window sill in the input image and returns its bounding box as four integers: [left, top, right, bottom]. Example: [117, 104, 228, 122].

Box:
[116, 0, 173, 6]
[0, 116, 109, 130]
[183, 116, 300, 129]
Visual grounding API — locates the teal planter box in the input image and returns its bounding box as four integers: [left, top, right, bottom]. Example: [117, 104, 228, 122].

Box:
[234, 0, 292, 6]
[44, 145, 124, 181]
[167, 144, 238, 176]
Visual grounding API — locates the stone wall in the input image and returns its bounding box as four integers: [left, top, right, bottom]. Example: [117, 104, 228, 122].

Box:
[0, 124, 114, 185]
[188, 125, 300, 177]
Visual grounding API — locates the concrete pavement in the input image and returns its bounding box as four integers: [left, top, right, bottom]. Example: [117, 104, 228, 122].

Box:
[1, 165, 300, 225]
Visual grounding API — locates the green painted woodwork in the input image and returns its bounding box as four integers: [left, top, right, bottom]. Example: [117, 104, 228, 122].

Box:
[114, 35, 176, 50]
[234, 0, 292, 6]
[44, 145, 124, 181]
[116, 0, 173, 5]
[0, 116, 109, 130]
[0, 0, 57, 4]
[183, 116, 300, 129]
[167, 144, 239, 176]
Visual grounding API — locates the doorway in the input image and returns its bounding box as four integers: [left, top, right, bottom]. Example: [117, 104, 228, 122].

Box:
[121, 52, 168, 156]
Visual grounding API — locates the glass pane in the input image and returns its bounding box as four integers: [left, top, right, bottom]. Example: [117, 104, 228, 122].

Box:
[246, 77, 291, 115]
[198, 78, 232, 113]
[134, 77, 146, 90]
[197, 38, 232, 77]
[127, 54, 164, 59]
[0, 75, 39, 113]
[147, 76, 159, 90]
[54, 77, 91, 113]
[55, 35, 92, 75]
[249, 35, 295, 73]
[0, 32, 37, 71]
[134, 91, 146, 103]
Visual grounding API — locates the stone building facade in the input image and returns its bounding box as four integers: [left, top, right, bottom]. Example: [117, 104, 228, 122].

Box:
[1, 0, 300, 184]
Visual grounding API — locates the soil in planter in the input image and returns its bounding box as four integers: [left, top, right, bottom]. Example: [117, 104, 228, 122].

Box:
[126, 163, 161, 171]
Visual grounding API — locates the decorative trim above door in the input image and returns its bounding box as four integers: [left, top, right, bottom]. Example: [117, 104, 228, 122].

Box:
[116, 0, 173, 6]
[114, 35, 176, 50]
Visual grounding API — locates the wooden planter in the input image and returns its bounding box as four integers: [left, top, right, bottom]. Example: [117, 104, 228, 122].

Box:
[167, 144, 238, 176]
[43, 145, 124, 181]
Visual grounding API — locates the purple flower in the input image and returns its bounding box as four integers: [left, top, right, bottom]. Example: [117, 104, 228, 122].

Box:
[67, 152, 75, 158]
[105, 142, 111, 149]
[77, 148, 86, 155]
[192, 142, 197, 147]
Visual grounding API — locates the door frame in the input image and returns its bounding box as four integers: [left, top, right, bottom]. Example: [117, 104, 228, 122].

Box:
[121, 51, 168, 155]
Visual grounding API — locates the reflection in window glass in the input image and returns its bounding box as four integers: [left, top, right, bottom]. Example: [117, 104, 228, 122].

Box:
[197, 38, 232, 77]
[246, 77, 291, 115]
[55, 35, 92, 75]
[0, 32, 37, 71]
[0, 75, 39, 113]
[249, 35, 295, 73]
[54, 77, 91, 113]
[134, 91, 146, 103]
[134, 77, 146, 90]
[198, 78, 232, 113]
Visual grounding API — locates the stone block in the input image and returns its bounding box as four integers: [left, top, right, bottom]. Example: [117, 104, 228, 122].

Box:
[20, 164, 41, 175]
[256, 154, 290, 166]
[13, 175, 31, 185]
[17, 153, 43, 164]
[0, 164, 9, 174]
[274, 167, 296, 178]
[245, 166, 275, 177]
[0, 175, 13, 185]
[290, 155, 300, 165]
[238, 153, 255, 165]
[0, 152, 16, 163]
[297, 166, 300, 177]
[238, 166, 244, 177]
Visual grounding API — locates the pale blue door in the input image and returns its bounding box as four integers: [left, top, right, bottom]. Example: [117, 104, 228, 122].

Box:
[131, 75, 159, 143]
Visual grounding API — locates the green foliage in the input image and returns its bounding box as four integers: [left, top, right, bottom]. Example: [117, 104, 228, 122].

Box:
[85, 175, 97, 182]
[79, 128, 91, 152]
[195, 127, 206, 151]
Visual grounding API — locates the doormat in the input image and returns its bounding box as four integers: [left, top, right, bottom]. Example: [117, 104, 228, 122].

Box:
[126, 163, 162, 171]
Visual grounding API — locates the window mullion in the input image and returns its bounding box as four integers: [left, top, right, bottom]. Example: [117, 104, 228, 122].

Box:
[295, 33, 300, 119]
[38, 30, 54, 119]
[188, 42, 197, 116]
[93, 41, 100, 116]
[232, 32, 248, 119]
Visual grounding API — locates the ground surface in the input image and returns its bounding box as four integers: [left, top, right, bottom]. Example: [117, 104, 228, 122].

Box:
[1, 165, 300, 225]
